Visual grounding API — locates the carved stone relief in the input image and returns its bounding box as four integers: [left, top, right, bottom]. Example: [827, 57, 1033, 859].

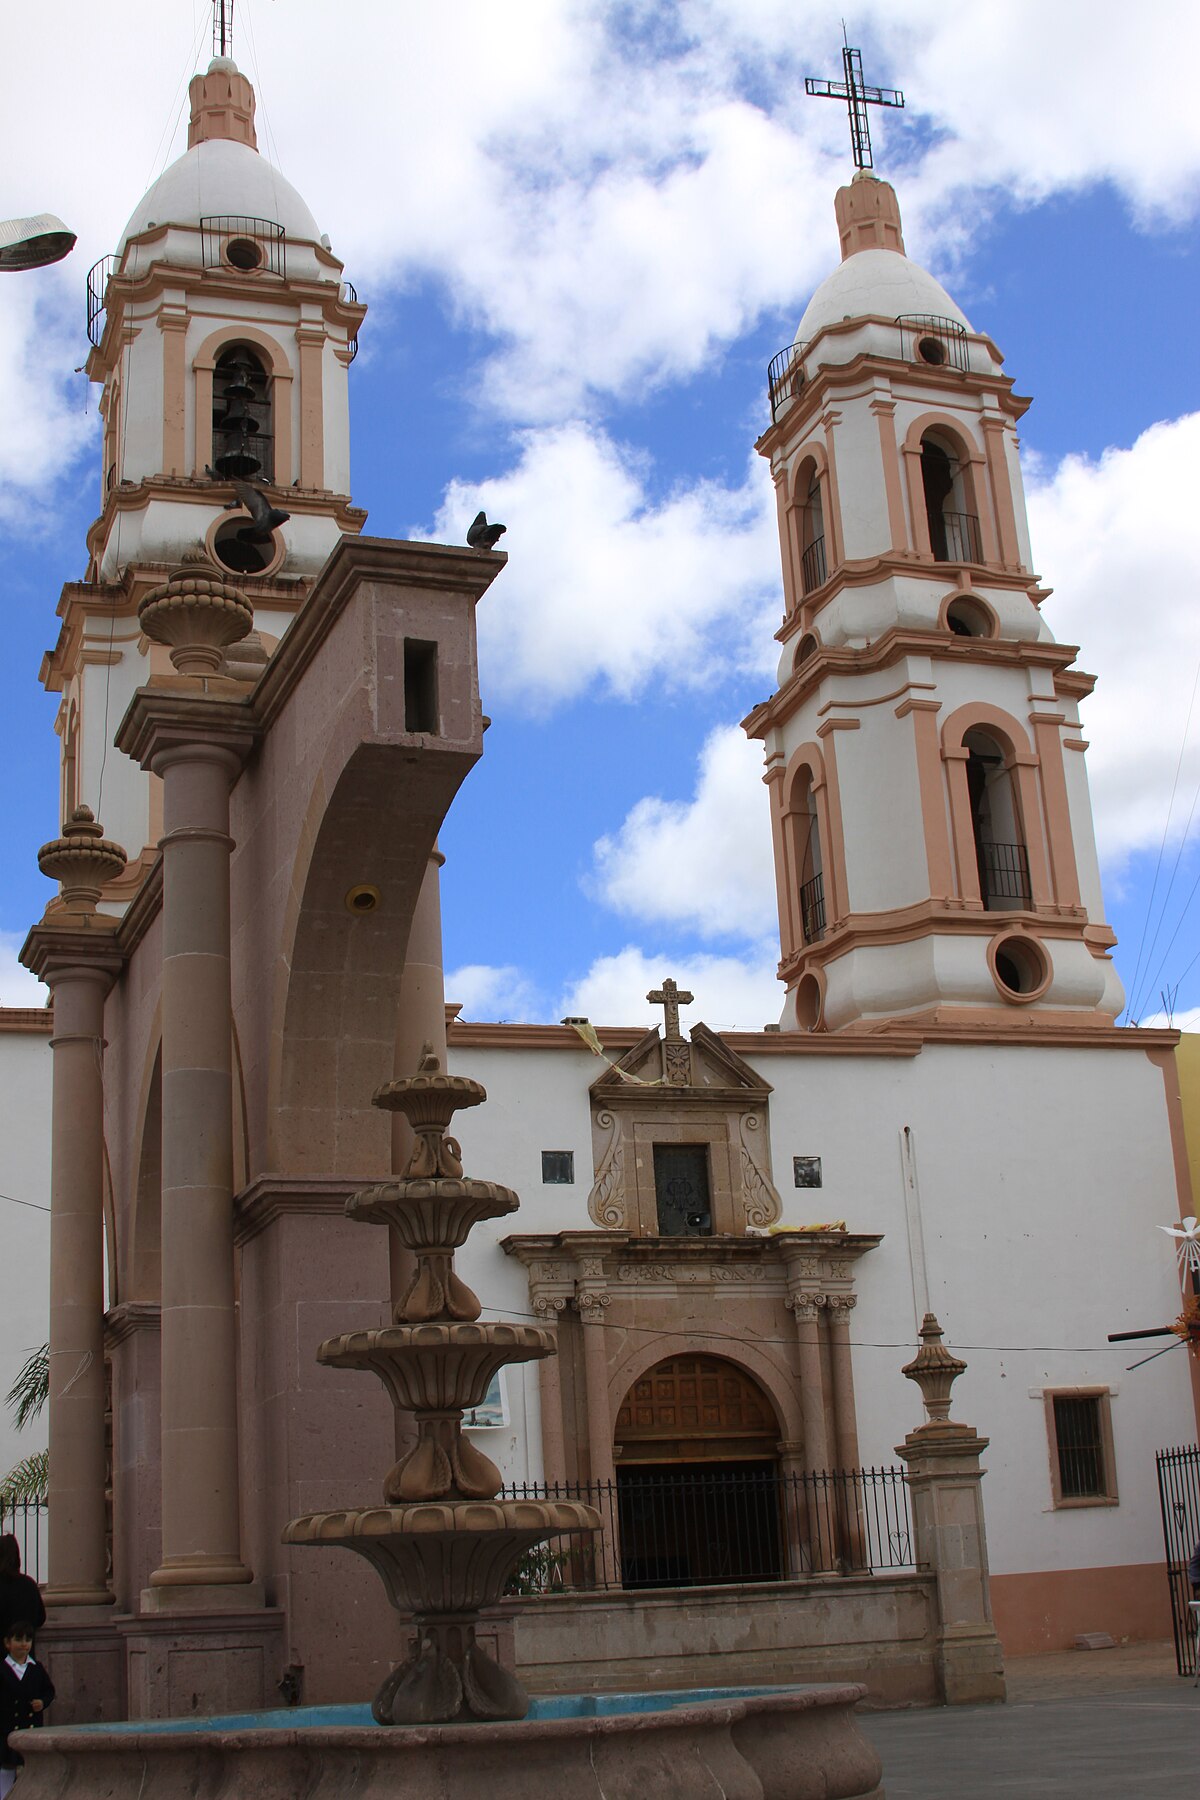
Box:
[587, 1109, 627, 1230]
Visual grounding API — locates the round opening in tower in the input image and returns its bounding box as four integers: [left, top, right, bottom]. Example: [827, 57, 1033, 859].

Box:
[916, 335, 946, 366]
[211, 518, 277, 575]
[225, 236, 264, 272]
[945, 596, 995, 639]
[795, 971, 824, 1031]
[344, 884, 381, 914]
[990, 934, 1050, 1001]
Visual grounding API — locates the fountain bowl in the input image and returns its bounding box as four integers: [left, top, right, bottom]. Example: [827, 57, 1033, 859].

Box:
[14, 1683, 884, 1799]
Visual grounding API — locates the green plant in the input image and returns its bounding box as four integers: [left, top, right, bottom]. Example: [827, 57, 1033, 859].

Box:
[2, 1343, 49, 1501]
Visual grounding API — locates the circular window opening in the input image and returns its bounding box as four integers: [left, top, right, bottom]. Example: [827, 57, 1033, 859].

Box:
[212, 518, 275, 576]
[991, 934, 1049, 1000]
[946, 597, 993, 639]
[225, 237, 263, 272]
[795, 632, 819, 670]
[917, 335, 946, 366]
[795, 971, 823, 1032]
[345, 884, 381, 915]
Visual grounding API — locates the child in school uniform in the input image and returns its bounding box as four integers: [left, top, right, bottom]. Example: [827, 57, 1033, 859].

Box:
[0, 1622, 54, 1798]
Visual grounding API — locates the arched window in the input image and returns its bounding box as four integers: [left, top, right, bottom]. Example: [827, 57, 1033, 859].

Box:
[920, 431, 981, 564]
[964, 728, 1030, 909]
[790, 768, 826, 943]
[212, 345, 274, 485]
[799, 461, 827, 594]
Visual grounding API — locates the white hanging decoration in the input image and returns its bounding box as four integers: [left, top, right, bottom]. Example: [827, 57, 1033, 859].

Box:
[1160, 1215, 1200, 1277]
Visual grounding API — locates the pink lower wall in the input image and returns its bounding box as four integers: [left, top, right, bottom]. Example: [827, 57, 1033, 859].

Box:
[990, 1562, 1172, 1655]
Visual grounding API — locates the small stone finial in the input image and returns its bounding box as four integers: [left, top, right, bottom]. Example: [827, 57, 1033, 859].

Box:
[37, 806, 128, 914]
[139, 549, 254, 676]
[902, 1312, 967, 1427]
[187, 57, 257, 150]
[417, 1041, 442, 1074]
[834, 171, 906, 260]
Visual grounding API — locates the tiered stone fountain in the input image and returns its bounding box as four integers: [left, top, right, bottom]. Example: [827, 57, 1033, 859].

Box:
[283, 1050, 601, 1724]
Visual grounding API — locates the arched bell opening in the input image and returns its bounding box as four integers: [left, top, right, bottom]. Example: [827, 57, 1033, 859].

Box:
[795, 456, 827, 595]
[212, 345, 274, 485]
[920, 430, 981, 565]
[964, 727, 1030, 910]
[788, 766, 826, 945]
[613, 1355, 783, 1587]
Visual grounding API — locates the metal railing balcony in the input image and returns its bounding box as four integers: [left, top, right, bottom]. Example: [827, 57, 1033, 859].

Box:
[978, 840, 1032, 907]
[800, 870, 826, 943]
[896, 313, 970, 373]
[342, 278, 360, 363]
[767, 340, 808, 421]
[201, 214, 286, 278]
[501, 1467, 916, 1595]
[86, 253, 115, 348]
[930, 509, 983, 565]
[801, 535, 827, 595]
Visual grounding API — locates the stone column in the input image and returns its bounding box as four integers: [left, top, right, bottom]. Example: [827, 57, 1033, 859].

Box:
[826, 1293, 867, 1569]
[146, 738, 254, 1601]
[24, 810, 127, 1608]
[576, 1281, 618, 1584]
[390, 848, 448, 1320]
[531, 1297, 568, 1488]
[784, 1291, 836, 1573]
[895, 1315, 1006, 1704]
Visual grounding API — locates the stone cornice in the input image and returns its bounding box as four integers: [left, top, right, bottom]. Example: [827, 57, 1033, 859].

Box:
[502, 1230, 882, 1286]
[744, 628, 1089, 738]
[115, 684, 261, 774]
[84, 478, 367, 566]
[104, 1301, 161, 1348]
[20, 915, 125, 985]
[447, 1018, 644, 1052]
[233, 1173, 378, 1244]
[0, 1006, 52, 1033]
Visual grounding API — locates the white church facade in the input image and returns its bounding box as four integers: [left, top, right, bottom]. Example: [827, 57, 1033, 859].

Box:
[1, 41, 1197, 1720]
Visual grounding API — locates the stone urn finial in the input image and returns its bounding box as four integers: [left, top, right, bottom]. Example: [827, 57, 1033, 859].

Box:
[902, 1312, 967, 1427]
[138, 547, 253, 676]
[37, 805, 128, 914]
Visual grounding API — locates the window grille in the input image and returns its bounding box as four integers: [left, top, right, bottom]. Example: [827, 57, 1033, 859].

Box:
[541, 1150, 574, 1184]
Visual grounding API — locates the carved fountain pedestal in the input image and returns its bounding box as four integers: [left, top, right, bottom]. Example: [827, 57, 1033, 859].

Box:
[283, 1055, 600, 1724]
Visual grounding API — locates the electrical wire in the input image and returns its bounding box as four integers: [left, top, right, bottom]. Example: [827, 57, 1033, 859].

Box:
[143, 7, 212, 194]
[0, 1192, 50, 1215]
[1124, 651, 1200, 1022]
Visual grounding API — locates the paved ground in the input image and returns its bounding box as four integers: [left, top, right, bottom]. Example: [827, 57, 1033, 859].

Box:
[860, 1642, 1196, 1799]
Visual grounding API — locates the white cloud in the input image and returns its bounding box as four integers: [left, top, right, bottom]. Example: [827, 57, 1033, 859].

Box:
[1027, 413, 1200, 866]
[558, 943, 782, 1032]
[421, 423, 780, 710]
[446, 962, 544, 1022]
[592, 724, 776, 938]
[1135, 1008, 1200, 1034]
[0, 934, 47, 1008]
[5, 0, 1200, 514]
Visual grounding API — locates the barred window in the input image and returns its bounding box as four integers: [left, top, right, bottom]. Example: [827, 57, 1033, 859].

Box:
[541, 1151, 574, 1184]
[1045, 1389, 1117, 1507]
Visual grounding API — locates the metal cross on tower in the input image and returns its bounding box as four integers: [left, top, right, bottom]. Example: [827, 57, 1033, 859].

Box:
[647, 978, 694, 1086]
[213, 0, 235, 60]
[805, 41, 904, 171]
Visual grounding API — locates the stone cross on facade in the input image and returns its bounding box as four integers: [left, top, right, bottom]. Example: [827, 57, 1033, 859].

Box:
[647, 977, 694, 1086]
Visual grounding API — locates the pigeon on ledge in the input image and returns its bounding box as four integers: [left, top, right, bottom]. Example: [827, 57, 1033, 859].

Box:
[467, 510, 506, 550]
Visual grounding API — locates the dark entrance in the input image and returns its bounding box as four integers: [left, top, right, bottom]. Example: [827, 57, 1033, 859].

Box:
[653, 1143, 711, 1235]
[614, 1354, 782, 1588]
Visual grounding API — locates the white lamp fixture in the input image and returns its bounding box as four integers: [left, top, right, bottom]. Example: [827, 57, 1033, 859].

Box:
[0, 213, 77, 271]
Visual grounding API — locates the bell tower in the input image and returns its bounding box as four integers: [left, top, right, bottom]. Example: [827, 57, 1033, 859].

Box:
[41, 41, 366, 898]
[744, 172, 1123, 1033]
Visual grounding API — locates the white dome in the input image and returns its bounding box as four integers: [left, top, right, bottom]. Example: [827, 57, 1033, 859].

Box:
[797, 247, 971, 344]
[118, 138, 321, 252]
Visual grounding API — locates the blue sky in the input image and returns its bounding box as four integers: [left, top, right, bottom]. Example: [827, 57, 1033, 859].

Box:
[3, 1, 1200, 1033]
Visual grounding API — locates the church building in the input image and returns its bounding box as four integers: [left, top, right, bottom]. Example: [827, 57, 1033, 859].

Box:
[7, 35, 1198, 1722]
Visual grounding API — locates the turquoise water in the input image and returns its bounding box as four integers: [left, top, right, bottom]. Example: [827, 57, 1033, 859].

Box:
[56, 1685, 794, 1734]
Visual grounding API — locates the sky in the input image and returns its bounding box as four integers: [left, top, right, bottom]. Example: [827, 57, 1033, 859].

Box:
[3, 0, 1200, 1035]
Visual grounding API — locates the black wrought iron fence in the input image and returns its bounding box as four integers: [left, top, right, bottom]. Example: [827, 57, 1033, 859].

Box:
[201, 215, 286, 278]
[896, 313, 970, 373]
[801, 535, 827, 595]
[1, 1498, 48, 1585]
[800, 871, 826, 944]
[86, 254, 115, 348]
[767, 342, 808, 421]
[978, 840, 1032, 907]
[1157, 1443, 1200, 1675]
[502, 1467, 916, 1596]
[936, 509, 983, 564]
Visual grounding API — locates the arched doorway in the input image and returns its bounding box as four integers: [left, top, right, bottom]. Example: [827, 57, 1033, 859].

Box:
[613, 1355, 782, 1587]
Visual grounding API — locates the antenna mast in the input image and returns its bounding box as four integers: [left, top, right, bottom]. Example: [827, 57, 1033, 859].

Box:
[213, 0, 235, 61]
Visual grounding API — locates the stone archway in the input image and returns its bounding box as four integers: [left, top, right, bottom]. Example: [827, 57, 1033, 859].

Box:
[613, 1355, 783, 1587]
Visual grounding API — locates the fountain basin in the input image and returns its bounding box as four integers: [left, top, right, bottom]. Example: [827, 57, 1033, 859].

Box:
[15, 1683, 884, 1798]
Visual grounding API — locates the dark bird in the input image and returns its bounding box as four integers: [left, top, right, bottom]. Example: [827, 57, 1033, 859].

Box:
[204, 468, 290, 542]
[467, 510, 506, 550]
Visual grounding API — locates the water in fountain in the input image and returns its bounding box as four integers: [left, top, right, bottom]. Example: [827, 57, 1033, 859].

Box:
[283, 1047, 600, 1725]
